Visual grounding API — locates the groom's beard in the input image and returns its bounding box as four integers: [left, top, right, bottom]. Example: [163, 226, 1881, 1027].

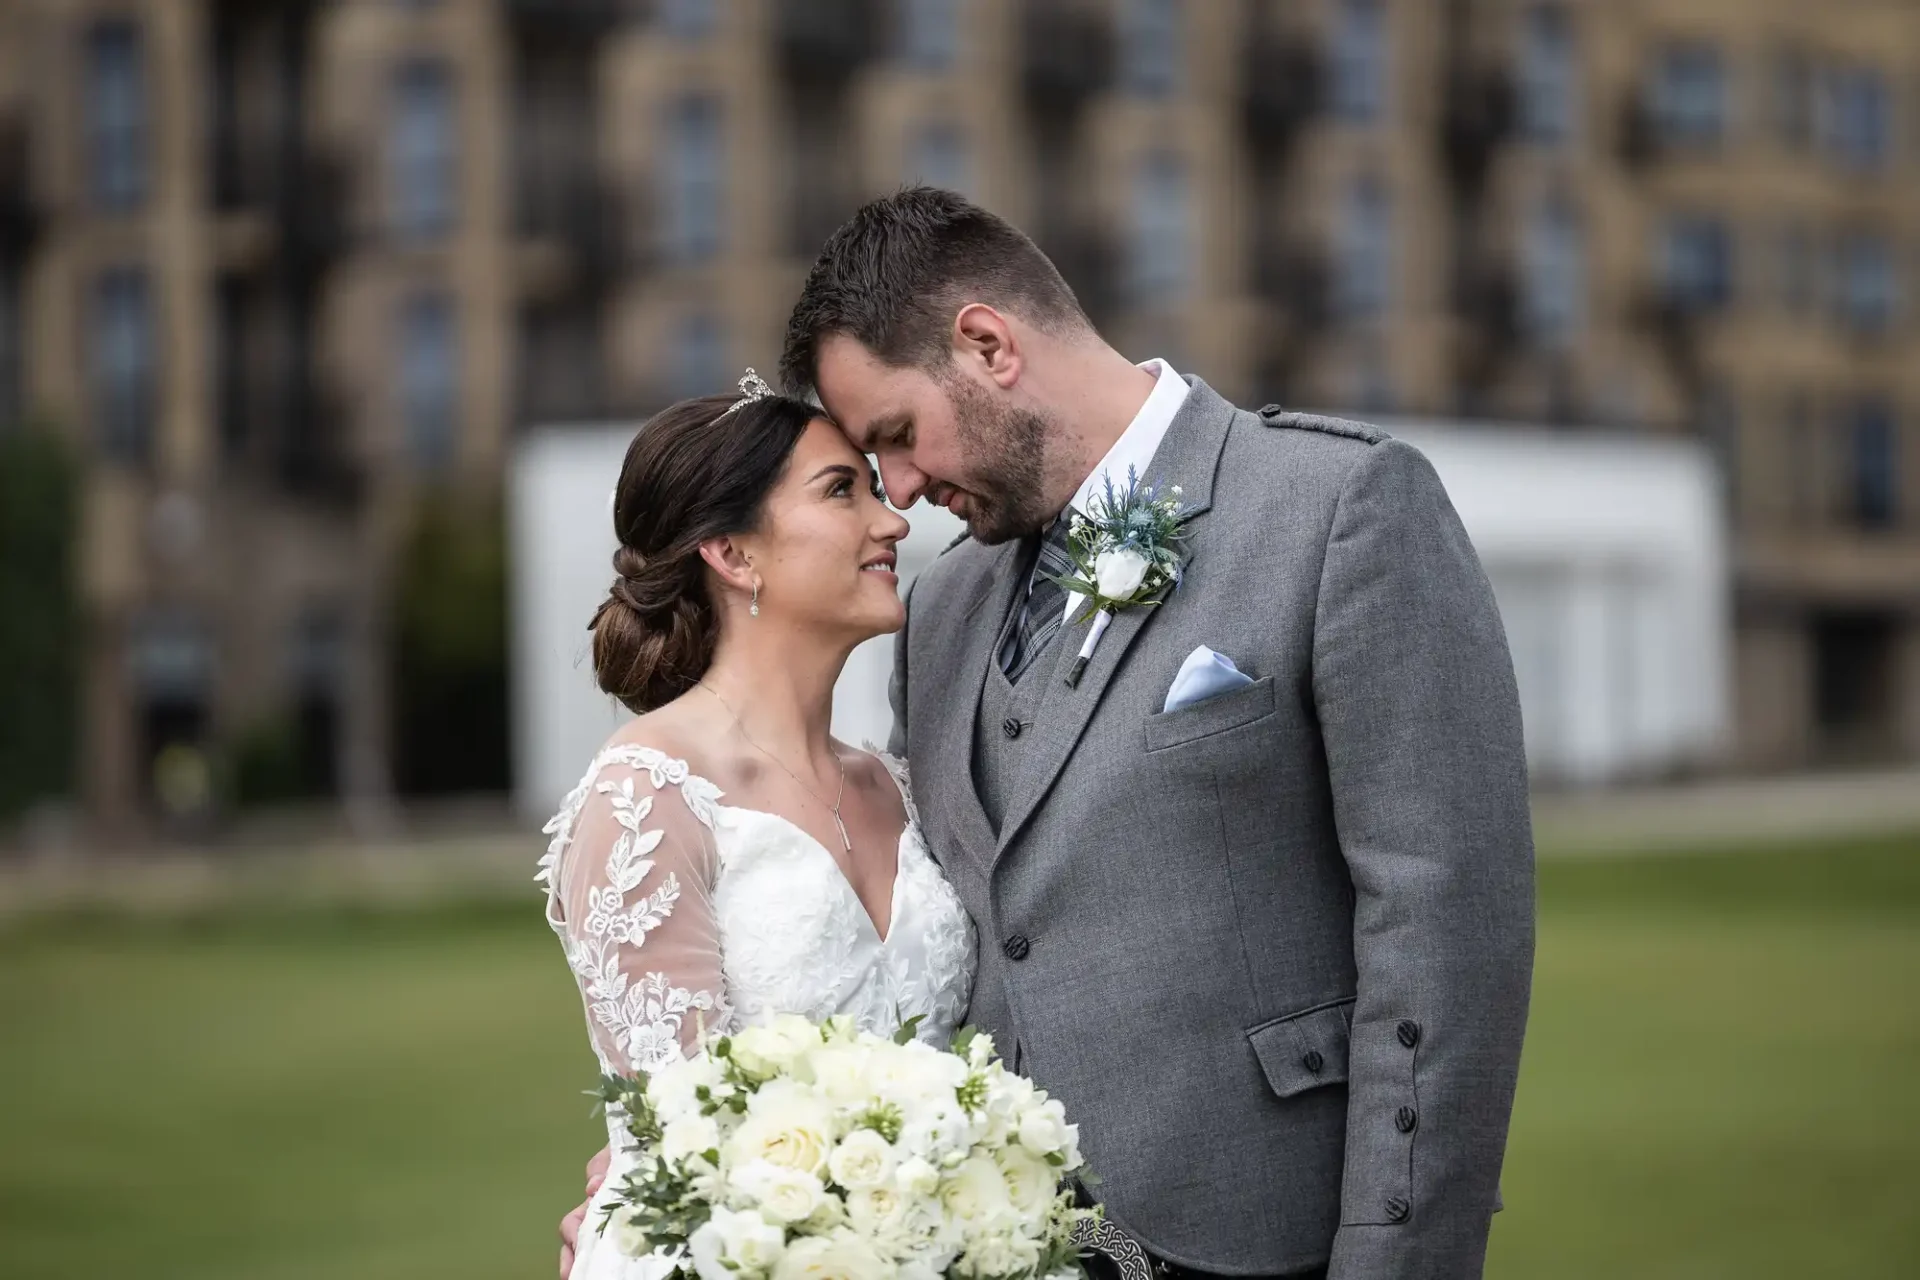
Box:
[947, 378, 1053, 545]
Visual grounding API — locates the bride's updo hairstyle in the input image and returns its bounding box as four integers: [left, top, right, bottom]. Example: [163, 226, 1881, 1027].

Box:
[590, 390, 817, 714]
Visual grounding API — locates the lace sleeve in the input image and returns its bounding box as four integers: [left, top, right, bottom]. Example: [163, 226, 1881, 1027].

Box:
[545, 750, 729, 1075]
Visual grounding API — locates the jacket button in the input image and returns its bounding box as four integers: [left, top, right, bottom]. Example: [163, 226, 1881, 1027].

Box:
[1002, 718, 1023, 739]
[1385, 1196, 1410, 1223]
[1396, 1019, 1421, 1049]
[1396, 1105, 1418, 1133]
[1302, 1049, 1324, 1074]
[1003, 934, 1031, 961]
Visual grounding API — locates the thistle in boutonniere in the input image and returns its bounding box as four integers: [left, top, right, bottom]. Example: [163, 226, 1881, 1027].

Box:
[1051, 466, 1193, 687]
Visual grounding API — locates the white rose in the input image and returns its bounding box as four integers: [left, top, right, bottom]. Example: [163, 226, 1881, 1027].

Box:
[606, 1208, 654, 1259]
[660, 1113, 721, 1166]
[1016, 1099, 1070, 1158]
[771, 1229, 890, 1280]
[962, 1231, 1042, 1278]
[808, 1042, 878, 1107]
[894, 1156, 941, 1199]
[732, 1160, 826, 1225]
[689, 1205, 788, 1280]
[939, 1154, 1013, 1228]
[828, 1128, 897, 1190]
[1093, 547, 1151, 599]
[732, 1016, 821, 1079]
[995, 1145, 1059, 1219]
[727, 1081, 834, 1176]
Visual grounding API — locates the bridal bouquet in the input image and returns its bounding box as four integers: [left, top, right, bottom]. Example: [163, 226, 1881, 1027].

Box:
[593, 1016, 1094, 1280]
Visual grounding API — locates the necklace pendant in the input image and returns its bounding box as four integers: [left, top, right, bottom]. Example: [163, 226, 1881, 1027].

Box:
[833, 811, 852, 853]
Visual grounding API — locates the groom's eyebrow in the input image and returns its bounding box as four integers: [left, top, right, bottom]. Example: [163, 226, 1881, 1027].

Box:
[857, 412, 910, 450]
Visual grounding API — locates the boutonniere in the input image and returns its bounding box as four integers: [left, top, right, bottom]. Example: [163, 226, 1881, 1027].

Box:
[1051, 467, 1193, 687]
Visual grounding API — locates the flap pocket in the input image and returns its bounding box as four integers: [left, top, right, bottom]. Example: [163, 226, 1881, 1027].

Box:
[1246, 997, 1354, 1099]
[1144, 676, 1277, 752]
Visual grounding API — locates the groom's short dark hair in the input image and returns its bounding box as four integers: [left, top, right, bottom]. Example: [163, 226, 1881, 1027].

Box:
[779, 187, 1091, 396]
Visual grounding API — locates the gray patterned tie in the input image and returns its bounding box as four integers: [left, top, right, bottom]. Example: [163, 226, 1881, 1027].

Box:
[1001, 518, 1076, 683]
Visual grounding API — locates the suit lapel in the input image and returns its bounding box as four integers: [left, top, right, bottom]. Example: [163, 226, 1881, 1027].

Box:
[991, 380, 1237, 861]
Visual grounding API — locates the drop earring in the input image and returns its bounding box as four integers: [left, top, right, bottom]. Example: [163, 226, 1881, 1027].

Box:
[750, 581, 760, 617]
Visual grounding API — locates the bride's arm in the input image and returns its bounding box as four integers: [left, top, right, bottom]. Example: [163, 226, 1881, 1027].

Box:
[553, 760, 729, 1074]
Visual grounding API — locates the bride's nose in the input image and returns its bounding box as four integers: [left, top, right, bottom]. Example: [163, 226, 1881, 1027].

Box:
[871, 505, 910, 544]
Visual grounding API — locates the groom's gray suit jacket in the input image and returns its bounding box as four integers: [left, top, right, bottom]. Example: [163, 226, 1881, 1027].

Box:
[889, 380, 1534, 1278]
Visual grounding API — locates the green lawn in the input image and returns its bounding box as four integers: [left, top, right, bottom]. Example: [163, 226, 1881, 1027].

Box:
[2, 838, 1917, 1279]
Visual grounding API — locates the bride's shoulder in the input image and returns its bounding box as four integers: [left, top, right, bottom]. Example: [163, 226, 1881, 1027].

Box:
[850, 743, 917, 825]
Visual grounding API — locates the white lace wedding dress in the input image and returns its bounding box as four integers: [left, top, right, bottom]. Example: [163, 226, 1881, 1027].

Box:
[539, 744, 977, 1280]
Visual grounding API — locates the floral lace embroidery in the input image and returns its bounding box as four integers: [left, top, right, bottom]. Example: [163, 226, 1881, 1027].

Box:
[541, 745, 728, 1075]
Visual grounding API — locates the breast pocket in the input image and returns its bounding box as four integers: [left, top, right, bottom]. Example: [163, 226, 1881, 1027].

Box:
[1142, 676, 1277, 752]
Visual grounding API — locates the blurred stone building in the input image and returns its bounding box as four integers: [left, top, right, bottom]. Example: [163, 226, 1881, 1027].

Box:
[1, 0, 1916, 833]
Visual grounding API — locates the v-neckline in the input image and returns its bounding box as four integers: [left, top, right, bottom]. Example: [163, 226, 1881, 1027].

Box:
[719, 806, 907, 944]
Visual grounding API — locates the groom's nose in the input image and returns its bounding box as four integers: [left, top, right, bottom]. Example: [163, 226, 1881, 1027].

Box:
[879, 456, 930, 509]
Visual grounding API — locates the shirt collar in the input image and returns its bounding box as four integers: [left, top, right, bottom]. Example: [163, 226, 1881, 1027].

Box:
[1068, 358, 1191, 517]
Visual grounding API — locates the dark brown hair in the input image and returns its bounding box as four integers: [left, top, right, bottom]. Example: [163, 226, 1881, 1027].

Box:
[590, 391, 816, 713]
[778, 186, 1090, 397]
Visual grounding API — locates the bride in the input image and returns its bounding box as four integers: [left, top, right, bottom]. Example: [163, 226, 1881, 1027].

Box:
[540, 373, 977, 1280]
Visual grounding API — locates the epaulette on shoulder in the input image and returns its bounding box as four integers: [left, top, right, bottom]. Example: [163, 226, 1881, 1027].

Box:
[1255, 404, 1391, 445]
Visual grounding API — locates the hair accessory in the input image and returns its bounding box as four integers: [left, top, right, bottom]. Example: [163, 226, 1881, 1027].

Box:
[715, 368, 777, 419]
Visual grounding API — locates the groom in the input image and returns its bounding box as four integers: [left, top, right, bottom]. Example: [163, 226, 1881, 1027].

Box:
[564, 188, 1533, 1278]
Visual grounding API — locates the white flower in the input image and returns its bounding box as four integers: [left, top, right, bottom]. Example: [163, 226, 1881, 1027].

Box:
[727, 1080, 834, 1177]
[733, 1015, 822, 1079]
[607, 1207, 655, 1259]
[689, 1205, 788, 1280]
[939, 1154, 1013, 1230]
[961, 1230, 1042, 1278]
[1016, 1098, 1071, 1159]
[648, 1052, 724, 1124]
[771, 1229, 890, 1280]
[660, 1113, 721, 1166]
[828, 1128, 897, 1190]
[732, 1160, 826, 1225]
[1093, 547, 1152, 599]
[995, 1145, 1059, 1220]
[894, 1156, 941, 1199]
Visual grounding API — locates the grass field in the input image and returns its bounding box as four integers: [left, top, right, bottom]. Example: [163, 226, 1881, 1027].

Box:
[3, 837, 1918, 1279]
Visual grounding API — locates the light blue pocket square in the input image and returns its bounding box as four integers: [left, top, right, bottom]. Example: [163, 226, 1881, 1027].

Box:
[1163, 645, 1255, 714]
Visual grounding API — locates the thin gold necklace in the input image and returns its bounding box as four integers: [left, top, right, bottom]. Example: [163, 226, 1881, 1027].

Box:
[697, 682, 851, 853]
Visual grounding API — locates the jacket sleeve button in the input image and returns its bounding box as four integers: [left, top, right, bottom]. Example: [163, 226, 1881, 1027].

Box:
[1396, 1019, 1421, 1049]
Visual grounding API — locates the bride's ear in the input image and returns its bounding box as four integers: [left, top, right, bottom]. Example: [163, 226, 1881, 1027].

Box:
[698, 536, 758, 599]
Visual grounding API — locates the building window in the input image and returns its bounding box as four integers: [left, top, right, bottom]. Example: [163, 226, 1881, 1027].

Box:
[662, 95, 724, 264]
[1818, 66, 1891, 173]
[670, 312, 728, 402]
[86, 20, 148, 211]
[1517, 5, 1576, 144]
[1522, 194, 1583, 345]
[391, 60, 457, 236]
[1648, 43, 1725, 148]
[659, 0, 718, 40]
[897, 0, 959, 71]
[1848, 400, 1897, 530]
[1777, 221, 1815, 316]
[1832, 233, 1896, 335]
[1126, 150, 1190, 306]
[1118, 0, 1181, 99]
[1329, 0, 1387, 124]
[1335, 175, 1392, 319]
[399, 293, 458, 469]
[1658, 215, 1732, 312]
[91, 268, 155, 466]
[906, 121, 971, 196]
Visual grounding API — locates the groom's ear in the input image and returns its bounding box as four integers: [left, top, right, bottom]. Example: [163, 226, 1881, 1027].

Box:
[952, 303, 1022, 389]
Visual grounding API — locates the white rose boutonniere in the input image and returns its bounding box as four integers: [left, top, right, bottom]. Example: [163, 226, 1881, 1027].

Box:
[1052, 467, 1193, 686]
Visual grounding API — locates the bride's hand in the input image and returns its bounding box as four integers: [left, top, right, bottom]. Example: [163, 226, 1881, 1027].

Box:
[558, 1146, 613, 1278]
